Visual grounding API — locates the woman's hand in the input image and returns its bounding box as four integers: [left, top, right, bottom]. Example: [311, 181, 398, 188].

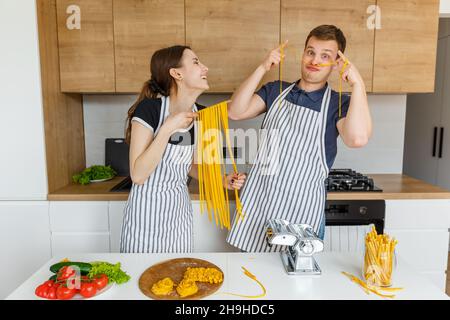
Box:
[223, 172, 247, 190]
[162, 111, 198, 135]
[260, 40, 288, 72]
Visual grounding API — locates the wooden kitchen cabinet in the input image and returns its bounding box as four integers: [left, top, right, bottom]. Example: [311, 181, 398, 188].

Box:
[113, 0, 185, 93]
[185, 0, 280, 93]
[281, 0, 375, 92]
[372, 0, 440, 92]
[56, 0, 115, 92]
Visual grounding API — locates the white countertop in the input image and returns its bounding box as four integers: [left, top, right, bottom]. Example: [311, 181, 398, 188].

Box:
[6, 252, 449, 300]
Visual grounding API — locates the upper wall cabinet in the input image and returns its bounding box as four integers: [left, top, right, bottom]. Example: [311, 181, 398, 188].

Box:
[281, 0, 375, 92]
[185, 0, 280, 93]
[52, 0, 440, 93]
[56, 0, 115, 92]
[113, 0, 185, 93]
[372, 0, 439, 93]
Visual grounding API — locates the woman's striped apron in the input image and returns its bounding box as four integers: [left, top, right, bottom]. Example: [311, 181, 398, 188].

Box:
[226, 83, 331, 252]
[120, 96, 196, 253]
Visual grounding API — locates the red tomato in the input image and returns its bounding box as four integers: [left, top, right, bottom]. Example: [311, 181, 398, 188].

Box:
[57, 266, 76, 281]
[92, 274, 108, 291]
[35, 283, 49, 298]
[43, 280, 54, 287]
[79, 282, 97, 298]
[47, 286, 58, 300]
[56, 285, 76, 300]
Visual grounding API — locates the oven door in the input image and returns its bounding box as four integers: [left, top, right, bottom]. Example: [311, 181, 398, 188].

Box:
[323, 200, 385, 253]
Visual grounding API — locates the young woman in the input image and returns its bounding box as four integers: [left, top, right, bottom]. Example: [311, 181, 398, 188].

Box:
[120, 45, 246, 253]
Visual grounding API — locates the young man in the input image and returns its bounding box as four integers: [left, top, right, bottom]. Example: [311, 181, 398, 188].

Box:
[226, 25, 372, 252]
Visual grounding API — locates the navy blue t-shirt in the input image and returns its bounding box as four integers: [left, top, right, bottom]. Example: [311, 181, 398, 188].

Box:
[256, 80, 350, 170]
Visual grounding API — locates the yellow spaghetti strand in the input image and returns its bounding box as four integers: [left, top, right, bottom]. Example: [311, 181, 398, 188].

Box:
[219, 266, 267, 299]
[277, 41, 288, 110]
[342, 272, 402, 299]
[318, 58, 349, 118]
[219, 103, 245, 222]
[196, 101, 244, 230]
[278, 43, 284, 110]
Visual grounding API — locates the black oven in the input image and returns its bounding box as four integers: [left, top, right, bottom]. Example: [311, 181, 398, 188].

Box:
[324, 200, 385, 234]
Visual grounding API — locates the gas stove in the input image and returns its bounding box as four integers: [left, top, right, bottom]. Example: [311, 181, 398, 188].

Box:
[325, 169, 382, 192]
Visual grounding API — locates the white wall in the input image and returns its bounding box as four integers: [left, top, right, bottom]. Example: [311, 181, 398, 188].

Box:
[333, 95, 406, 173]
[83, 94, 406, 174]
[441, 0, 450, 17]
[0, 0, 48, 200]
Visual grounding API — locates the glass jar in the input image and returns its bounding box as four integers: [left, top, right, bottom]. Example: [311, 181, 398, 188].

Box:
[362, 247, 397, 287]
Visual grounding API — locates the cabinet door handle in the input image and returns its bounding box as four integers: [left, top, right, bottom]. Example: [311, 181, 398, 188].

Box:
[432, 127, 438, 157]
[438, 127, 444, 158]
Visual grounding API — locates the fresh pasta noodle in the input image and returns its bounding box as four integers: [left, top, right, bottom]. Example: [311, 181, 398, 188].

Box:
[341, 227, 402, 298]
[196, 102, 244, 230]
[318, 59, 348, 118]
[364, 226, 398, 287]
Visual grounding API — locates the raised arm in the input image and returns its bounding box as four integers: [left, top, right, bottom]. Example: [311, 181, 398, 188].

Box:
[335, 50, 372, 148]
[228, 41, 288, 121]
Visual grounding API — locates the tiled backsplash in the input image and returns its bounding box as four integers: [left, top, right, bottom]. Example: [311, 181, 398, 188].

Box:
[83, 94, 406, 174]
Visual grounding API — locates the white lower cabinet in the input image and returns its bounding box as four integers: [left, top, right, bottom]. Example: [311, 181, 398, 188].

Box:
[108, 200, 239, 253]
[192, 201, 239, 253]
[0, 202, 51, 299]
[49, 201, 110, 254]
[51, 232, 111, 256]
[385, 200, 450, 292]
[109, 201, 127, 253]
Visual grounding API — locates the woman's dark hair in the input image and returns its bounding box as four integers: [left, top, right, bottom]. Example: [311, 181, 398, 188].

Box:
[125, 45, 191, 144]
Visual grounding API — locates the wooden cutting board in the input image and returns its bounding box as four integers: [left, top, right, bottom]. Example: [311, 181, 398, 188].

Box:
[139, 257, 224, 300]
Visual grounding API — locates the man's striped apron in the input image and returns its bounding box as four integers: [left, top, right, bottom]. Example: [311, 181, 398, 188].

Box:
[226, 83, 331, 252]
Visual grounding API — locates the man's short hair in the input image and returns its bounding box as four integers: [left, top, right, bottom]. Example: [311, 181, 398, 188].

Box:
[305, 25, 346, 54]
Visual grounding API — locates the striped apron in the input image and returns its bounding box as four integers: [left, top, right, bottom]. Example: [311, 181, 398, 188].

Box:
[120, 96, 196, 253]
[226, 82, 331, 252]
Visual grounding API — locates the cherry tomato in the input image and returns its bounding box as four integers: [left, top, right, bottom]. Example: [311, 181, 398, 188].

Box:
[92, 274, 108, 291]
[79, 282, 97, 298]
[43, 280, 54, 287]
[56, 285, 77, 300]
[35, 283, 49, 298]
[57, 266, 76, 281]
[47, 286, 58, 300]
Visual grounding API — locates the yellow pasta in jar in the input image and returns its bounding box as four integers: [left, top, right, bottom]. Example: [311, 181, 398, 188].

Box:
[363, 226, 398, 287]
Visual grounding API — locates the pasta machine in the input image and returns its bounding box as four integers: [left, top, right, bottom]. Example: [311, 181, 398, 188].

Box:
[265, 219, 324, 275]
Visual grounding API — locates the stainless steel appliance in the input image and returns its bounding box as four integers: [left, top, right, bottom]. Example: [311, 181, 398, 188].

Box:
[265, 219, 324, 275]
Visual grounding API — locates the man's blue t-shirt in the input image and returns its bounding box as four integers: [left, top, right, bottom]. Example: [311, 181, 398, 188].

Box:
[256, 80, 350, 170]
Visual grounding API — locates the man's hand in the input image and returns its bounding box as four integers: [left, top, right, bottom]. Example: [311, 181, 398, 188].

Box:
[336, 50, 364, 88]
[260, 40, 288, 72]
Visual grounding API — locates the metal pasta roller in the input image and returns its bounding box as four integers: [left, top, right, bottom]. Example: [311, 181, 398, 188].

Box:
[265, 219, 324, 275]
